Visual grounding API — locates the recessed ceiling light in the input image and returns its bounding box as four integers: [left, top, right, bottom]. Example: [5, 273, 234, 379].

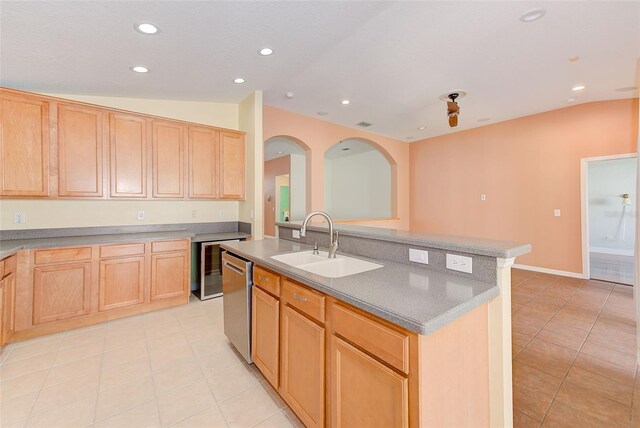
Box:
[615, 86, 638, 92]
[317, 111, 329, 116]
[135, 23, 159, 34]
[568, 55, 580, 62]
[233, 78, 245, 84]
[567, 97, 576, 103]
[259, 47, 273, 56]
[341, 100, 350, 105]
[520, 8, 546, 22]
[477, 118, 491, 122]
[130, 66, 148, 73]
[277, 151, 283, 154]
[572, 85, 586, 91]
[284, 92, 294, 99]
[417, 126, 426, 130]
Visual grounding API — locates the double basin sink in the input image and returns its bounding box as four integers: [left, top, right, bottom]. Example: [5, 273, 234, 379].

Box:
[270, 250, 382, 278]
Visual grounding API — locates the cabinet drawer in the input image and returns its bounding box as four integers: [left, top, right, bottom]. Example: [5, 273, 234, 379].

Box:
[253, 266, 280, 296]
[331, 303, 410, 374]
[151, 239, 189, 253]
[34, 247, 92, 265]
[282, 280, 325, 324]
[100, 243, 146, 259]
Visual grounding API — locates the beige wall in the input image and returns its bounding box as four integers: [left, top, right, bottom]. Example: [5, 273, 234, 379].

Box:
[263, 106, 410, 230]
[0, 91, 242, 230]
[410, 99, 639, 275]
[264, 156, 291, 236]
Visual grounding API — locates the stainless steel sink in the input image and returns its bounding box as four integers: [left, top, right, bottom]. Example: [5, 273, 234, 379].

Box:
[270, 250, 382, 278]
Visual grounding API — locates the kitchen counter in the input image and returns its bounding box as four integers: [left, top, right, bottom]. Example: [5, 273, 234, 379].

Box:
[221, 239, 499, 335]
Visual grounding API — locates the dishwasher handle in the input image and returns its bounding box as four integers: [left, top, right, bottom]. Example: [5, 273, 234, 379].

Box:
[223, 261, 245, 275]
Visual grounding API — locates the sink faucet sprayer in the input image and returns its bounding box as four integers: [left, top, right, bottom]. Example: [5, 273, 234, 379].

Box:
[300, 211, 339, 258]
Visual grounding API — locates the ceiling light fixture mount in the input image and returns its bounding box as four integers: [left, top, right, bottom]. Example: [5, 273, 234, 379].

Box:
[520, 8, 546, 22]
[418, 126, 426, 130]
[135, 22, 159, 35]
[130, 66, 149, 73]
[259, 47, 274, 56]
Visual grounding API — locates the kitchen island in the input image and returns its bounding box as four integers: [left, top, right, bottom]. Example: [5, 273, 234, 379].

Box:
[222, 223, 530, 427]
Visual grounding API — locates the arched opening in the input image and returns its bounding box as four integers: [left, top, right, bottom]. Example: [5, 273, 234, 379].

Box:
[263, 136, 310, 236]
[324, 138, 397, 221]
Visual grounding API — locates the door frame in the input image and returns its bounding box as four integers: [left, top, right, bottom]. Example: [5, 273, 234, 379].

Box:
[580, 152, 637, 279]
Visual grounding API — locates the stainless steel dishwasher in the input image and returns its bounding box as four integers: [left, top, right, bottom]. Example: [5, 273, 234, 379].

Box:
[221, 251, 253, 363]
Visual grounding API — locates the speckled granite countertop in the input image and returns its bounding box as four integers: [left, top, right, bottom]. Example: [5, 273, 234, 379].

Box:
[0, 231, 250, 259]
[221, 239, 499, 335]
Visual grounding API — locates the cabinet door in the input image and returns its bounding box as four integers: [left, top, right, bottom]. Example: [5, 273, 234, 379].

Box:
[58, 103, 106, 197]
[99, 256, 145, 311]
[33, 262, 92, 324]
[219, 132, 245, 199]
[252, 286, 280, 388]
[152, 120, 185, 198]
[280, 304, 325, 428]
[0, 279, 4, 346]
[188, 126, 218, 198]
[150, 252, 188, 300]
[0, 94, 49, 196]
[110, 113, 147, 198]
[2, 272, 16, 342]
[330, 335, 409, 428]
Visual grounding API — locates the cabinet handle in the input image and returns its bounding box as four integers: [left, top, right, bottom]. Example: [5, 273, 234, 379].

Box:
[258, 275, 269, 282]
[293, 293, 308, 303]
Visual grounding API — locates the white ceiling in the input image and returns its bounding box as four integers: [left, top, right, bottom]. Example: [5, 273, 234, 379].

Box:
[325, 139, 378, 160]
[264, 137, 305, 161]
[1, 1, 639, 141]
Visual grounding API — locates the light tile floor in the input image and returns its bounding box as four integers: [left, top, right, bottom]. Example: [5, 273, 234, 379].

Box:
[512, 269, 638, 427]
[0, 296, 303, 428]
[590, 252, 634, 286]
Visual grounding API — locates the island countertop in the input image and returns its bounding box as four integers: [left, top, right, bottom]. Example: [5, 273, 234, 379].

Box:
[221, 239, 500, 335]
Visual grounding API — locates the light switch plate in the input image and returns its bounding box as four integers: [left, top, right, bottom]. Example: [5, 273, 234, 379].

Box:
[554, 209, 561, 217]
[409, 248, 428, 264]
[13, 212, 26, 224]
[446, 254, 473, 274]
[137, 211, 145, 220]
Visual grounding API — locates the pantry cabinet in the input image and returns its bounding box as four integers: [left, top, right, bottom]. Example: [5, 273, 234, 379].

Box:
[57, 103, 106, 197]
[152, 120, 185, 198]
[109, 113, 148, 198]
[0, 93, 49, 197]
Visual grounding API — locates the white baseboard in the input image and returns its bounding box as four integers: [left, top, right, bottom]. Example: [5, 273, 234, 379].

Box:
[589, 247, 634, 257]
[512, 263, 587, 279]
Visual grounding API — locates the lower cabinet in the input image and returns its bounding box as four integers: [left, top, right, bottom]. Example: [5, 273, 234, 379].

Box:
[150, 251, 189, 300]
[33, 262, 92, 324]
[3, 272, 16, 342]
[280, 304, 325, 428]
[330, 335, 409, 428]
[99, 256, 145, 311]
[251, 286, 280, 388]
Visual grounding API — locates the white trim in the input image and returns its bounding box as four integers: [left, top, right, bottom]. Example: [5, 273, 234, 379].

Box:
[512, 263, 587, 279]
[580, 152, 637, 280]
[590, 247, 635, 257]
[497, 257, 515, 269]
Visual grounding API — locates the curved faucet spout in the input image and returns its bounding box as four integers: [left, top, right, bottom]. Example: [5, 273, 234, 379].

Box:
[300, 211, 339, 258]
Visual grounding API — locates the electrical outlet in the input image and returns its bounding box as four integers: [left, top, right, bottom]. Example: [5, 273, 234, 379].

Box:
[137, 211, 145, 220]
[292, 230, 300, 239]
[480, 194, 486, 201]
[446, 254, 473, 274]
[409, 249, 429, 264]
[191, 209, 197, 218]
[554, 209, 561, 217]
[13, 212, 26, 224]
[218, 209, 225, 218]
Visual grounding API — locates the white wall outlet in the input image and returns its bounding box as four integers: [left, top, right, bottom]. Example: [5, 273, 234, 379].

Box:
[137, 210, 145, 220]
[292, 230, 301, 239]
[446, 254, 473, 274]
[554, 209, 561, 217]
[480, 194, 486, 201]
[191, 209, 197, 218]
[219, 209, 225, 218]
[409, 248, 429, 264]
[13, 212, 26, 224]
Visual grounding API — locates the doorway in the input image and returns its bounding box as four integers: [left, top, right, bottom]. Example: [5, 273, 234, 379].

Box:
[582, 154, 637, 285]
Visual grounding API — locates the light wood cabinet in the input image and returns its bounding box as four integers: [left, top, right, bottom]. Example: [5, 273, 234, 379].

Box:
[99, 256, 145, 311]
[0, 93, 49, 196]
[280, 304, 325, 428]
[252, 286, 280, 389]
[109, 113, 148, 198]
[188, 126, 218, 199]
[219, 131, 245, 199]
[150, 252, 189, 300]
[0, 279, 5, 346]
[330, 335, 409, 428]
[57, 103, 106, 197]
[2, 272, 16, 344]
[33, 262, 92, 324]
[152, 120, 185, 198]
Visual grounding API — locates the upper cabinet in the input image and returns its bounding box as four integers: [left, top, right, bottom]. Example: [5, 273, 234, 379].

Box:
[152, 120, 185, 198]
[0, 88, 245, 200]
[0, 93, 50, 197]
[109, 113, 148, 198]
[188, 126, 219, 199]
[219, 131, 245, 200]
[58, 103, 106, 197]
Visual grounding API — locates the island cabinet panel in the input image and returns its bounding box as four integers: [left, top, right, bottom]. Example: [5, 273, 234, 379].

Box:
[188, 126, 218, 199]
[99, 256, 145, 311]
[0, 93, 49, 197]
[57, 103, 106, 197]
[2, 272, 16, 344]
[150, 252, 189, 301]
[0, 280, 4, 346]
[32, 262, 92, 324]
[252, 285, 280, 389]
[109, 112, 148, 198]
[330, 335, 409, 428]
[280, 304, 325, 428]
[152, 120, 185, 198]
[219, 131, 245, 200]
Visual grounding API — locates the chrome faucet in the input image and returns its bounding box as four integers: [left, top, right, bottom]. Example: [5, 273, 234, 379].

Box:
[300, 211, 339, 258]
